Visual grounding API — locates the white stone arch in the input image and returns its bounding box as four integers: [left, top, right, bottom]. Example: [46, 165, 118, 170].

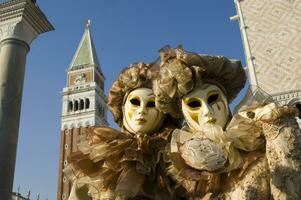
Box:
[74, 100, 79, 111]
[287, 97, 301, 106]
[78, 122, 83, 128]
[85, 120, 91, 127]
[62, 124, 68, 131]
[70, 123, 75, 129]
[79, 99, 84, 110]
[287, 98, 301, 126]
[68, 101, 73, 112]
[85, 98, 90, 109]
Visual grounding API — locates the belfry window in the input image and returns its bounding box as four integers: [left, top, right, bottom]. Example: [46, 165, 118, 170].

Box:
[74, 100, 79, 111]
[296, 103, 301, 119]
[80, 99, 84, 110]
[85, 98, 90, 109]
[68, 101, 73, 112]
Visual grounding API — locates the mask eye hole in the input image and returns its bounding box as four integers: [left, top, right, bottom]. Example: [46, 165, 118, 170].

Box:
[146, 100, 155, 108]
[208, 93, 219, 104]
[130, 98, 140, 106]
[187, 99, 202, 109]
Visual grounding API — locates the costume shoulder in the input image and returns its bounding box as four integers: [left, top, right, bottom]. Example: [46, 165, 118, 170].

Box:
[235, 103, 301, 199]
[67, 126, 133, 175]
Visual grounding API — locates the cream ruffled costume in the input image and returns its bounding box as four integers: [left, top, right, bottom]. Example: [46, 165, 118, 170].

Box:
[168, 102, 300, 199]
[154, 46, 301, 200]
[65, 126, 175, 200]
[64, 63, 179, 200]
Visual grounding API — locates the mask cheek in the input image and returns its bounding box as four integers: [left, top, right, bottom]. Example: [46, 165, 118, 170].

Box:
[220, 101, 227, 111]
[155, 109, 164, 121]
[212, 102, 221, 111]
[157, 111, 165, 125]
[197, 111, 208, 126]
[142, 109, 165, 133]
[214, 101, 229, 127]
[124, 104, 136, 125]
[128, 107, 135, 119]
[148, 109, 161, 124]
[189, 110, 200, 124]
[181, 102, 199, 123]
[155, 111, 165, 129]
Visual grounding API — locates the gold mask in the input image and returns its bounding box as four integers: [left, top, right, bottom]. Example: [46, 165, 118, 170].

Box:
[182, 84, 229, 131]
[123, 88, 165, 134]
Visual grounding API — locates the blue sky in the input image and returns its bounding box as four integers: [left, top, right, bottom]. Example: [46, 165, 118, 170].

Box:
[12, 0, 247, 199]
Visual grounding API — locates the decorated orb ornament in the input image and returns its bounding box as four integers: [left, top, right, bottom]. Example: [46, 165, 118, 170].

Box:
[179, 138, 227, 171]
[123, 88, 165, 134]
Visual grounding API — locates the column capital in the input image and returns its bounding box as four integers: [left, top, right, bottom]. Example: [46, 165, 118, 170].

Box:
[0, 0, 54, 45]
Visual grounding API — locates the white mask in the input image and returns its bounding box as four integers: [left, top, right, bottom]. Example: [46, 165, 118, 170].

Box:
[181, 84, 229, 131]
[123, 88, 165, 134]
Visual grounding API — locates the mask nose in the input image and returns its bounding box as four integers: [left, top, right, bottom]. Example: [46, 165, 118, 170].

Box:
[137, 105, 147, 116]
[202, 102, 214, 118]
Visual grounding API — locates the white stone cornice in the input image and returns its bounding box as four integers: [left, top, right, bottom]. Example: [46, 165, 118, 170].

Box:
[272, 90, 301, 102]
[0, 0, 54, 45]
[0, 20, 35, 45]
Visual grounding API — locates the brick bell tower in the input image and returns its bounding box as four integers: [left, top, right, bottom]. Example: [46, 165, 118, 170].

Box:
[57, 20, 108, 200]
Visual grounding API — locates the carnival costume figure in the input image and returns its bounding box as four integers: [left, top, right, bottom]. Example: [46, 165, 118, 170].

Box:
[64, 62, 180, 200]
[154, 46, 301, 200]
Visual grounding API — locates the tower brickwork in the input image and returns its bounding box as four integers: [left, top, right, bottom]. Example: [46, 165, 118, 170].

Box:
[57, 21, 107, 200]
[233, 0, 301, 124]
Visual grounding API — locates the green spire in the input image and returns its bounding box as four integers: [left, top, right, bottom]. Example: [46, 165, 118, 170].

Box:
[69, 20, 101, 72]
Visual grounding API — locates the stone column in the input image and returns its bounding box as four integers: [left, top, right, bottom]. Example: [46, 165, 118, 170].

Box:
[0, 38, 29, 200]
[0, 1, 54, 199]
